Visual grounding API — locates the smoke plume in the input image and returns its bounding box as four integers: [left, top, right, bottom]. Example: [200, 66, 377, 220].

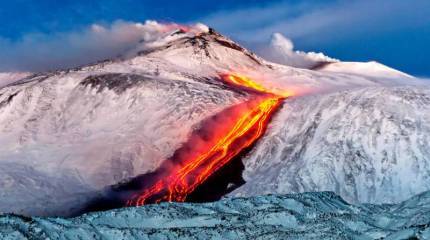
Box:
[0, 20, 208, 72]
[260, 33, 338, 69]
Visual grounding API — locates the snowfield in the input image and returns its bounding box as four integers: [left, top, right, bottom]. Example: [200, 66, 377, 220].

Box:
[1, 191, 430, 239]
[0, 71, 246, 216]
[317, 61, 413, 79]
[0, 72, 31, 88]
[0, 23, 429, 216]
[232, 86, 430, 204]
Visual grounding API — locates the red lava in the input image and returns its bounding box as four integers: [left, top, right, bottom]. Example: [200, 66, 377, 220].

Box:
[127, 73, 291, 206]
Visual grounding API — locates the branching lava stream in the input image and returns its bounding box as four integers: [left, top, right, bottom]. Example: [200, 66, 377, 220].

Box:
[127, 74, 291, 206]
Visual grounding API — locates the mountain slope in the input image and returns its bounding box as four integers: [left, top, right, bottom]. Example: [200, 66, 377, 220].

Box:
[0, 27, 269, 216]
[231, 86, 430, 204]
[317, 61, 413, 79]
[0, 72, 31, 88]
[0, 23, 429, 216]
[0, 71, 246, 216]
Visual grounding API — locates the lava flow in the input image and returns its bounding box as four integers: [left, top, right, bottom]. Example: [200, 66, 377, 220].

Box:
[127, 73, 289, 206]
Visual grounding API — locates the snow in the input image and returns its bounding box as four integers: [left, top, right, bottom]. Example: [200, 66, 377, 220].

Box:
[0, 71, 245, 216]
[1, 191, 430, 239]
[232, 86, 430, 204]
[0, 25, 429, 217]
[317, 61, 413, 79]
[0, 72, 31, 88]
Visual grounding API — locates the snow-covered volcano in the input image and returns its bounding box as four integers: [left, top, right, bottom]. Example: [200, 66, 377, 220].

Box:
[0, 22, 428, 216]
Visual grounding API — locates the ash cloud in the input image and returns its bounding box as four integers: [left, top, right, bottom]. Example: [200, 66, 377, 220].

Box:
[0, 20, 208, 73]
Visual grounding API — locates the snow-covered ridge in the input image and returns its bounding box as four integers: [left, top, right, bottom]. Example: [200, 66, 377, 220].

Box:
[1, 191, 430, 239]
[317, 61, 414, 79]
[0, 72, 32, 88]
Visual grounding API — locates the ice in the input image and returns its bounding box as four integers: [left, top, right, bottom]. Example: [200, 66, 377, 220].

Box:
[1, 191, 430, 239]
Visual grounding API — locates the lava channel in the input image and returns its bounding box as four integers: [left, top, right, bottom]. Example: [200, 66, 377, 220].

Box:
[126, 74, 289, 206]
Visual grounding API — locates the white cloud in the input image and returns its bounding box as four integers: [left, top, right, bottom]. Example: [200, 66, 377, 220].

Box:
[260, 33, 338, 69]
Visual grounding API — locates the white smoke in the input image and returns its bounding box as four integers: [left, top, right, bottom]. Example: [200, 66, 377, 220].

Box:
[0, 20, 208, 72]
[262, 33, 338, 69]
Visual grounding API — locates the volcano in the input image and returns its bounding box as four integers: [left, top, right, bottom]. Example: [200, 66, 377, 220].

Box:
[0, 23, 429, 217]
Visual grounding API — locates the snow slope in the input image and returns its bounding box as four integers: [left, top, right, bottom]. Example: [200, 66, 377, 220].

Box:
[317, 61, 413, 79]
[232, 86, 430, 204]
[1, 191, 430, 239]
[0, 71, 246, 216]
[0, 72, 31, 88]
[0, 28, 267, 216]
[0, 23, 429, 216]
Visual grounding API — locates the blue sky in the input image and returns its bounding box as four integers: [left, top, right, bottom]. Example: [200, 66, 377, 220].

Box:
[0, 0, 429, 76]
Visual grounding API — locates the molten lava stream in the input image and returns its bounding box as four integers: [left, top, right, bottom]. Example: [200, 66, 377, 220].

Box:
[127, 74, 288, 206]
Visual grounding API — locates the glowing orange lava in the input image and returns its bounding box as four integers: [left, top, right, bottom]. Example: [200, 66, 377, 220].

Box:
[127, 74, 289, 206]
[221, 74, 294, 98]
